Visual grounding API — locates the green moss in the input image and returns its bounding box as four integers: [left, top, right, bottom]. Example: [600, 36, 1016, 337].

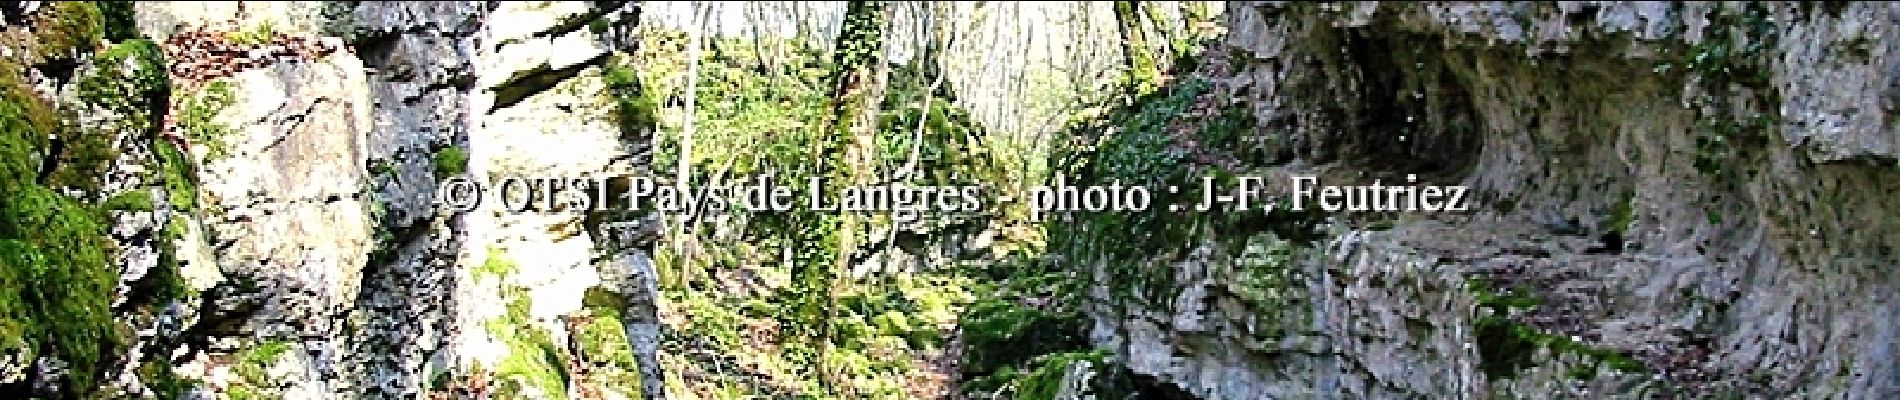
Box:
[227, 386, 264, 400]
[1607, 191, 1635, 235]
[227, 340, 294, 400]
[1469, 279, 1646, 381]
[137, 359, 198, 399]
[959, 297, 1087, 383]
[79, 39, 169, 115]
[0, 68, 124, 396]
[572, 300, 645, 399]
[155, 139, 200, 211]
[367, 158, 394, 178]
[95, 1, 138, 41]
[428, 367, 453, 392]
[45, 38, 170, 192]
[234, 340, 293, 385]
[41, 121, 117, 192]
[487, 290, 570, 400]
[1227, 234, 1303, 344]
[225, 21, 278, 46]
[587, 17, 611, 34]
[102, 189, 155, 211]
[1674, 2, 1781, 178]
[1053, 77, 1322, 308]
[1011, 351, 1108, 400]
[432, 147, 468, 178]
[475, 247, 519, 282]
[475, 252, 574, 398]
[33, 1, 104, 60]
[142, 215, 193, 304]
[178, 80, 238, 160]
[602, 58, 657, 143]
[1473, 314, 1539, 380]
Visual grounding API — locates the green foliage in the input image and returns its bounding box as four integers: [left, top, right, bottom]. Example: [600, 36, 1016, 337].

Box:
[51, 38, 167, 192]
[367, 158, 394, 178]
[1661, 2, 1781, 178]
[41, 120, 117, 192]
[1006, 351, 1109, 400]
[824, 2, 890, 104]
[78, 39, 169, 118]
[571, 303, 645, 399]
[1052, 77, 1323, 307]
[102, 189, 155, 211]
[432, 147, 468, 178]
[488, 291, 571, 400]
[1469, 279, 1645, 381]
[1114, 1, 1160, 95]
[478, 252, 650, 400]
[0, 71, 124, 396]
[475, 247, 519, 282]
[178, 80, 238, 159]
[34, 1, 104, 60]
[137, 359, 198, 399]
[633, 12, 1004, 395]
[155, 139, 200, 211]
[1607, 191, 1635, 235]
[141, 215, 194, 305]
[225, 22, 278, 46]
[602, 57, 657, 143]
[233, 340, 293, 388]
[95, 1, 138, 41]
[1227, 233, 1300, 327]
[959, 297, 1088, 384]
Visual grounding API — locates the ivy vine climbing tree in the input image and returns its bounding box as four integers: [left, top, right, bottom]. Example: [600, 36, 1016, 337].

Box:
[792, 0, 892, 395]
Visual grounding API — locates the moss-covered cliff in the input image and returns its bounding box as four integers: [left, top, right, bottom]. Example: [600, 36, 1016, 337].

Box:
[3, 1, 1897, 399]
[1045, 2, 1900, 398]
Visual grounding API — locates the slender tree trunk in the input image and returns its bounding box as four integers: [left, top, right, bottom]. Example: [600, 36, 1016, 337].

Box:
[799, 1, 891, 395]
[670, 2, 705, 278]
[1186, 0, 1215, 37]
[1142, 1, 1174, 59]
[1115, 0, 1158, 94]
[680, 1, 701, 196]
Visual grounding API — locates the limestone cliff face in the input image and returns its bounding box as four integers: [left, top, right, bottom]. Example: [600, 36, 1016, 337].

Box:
[104, 2, 660, 398]
[1085, 2, 1899, 399]
[8, 1, 1897, 399]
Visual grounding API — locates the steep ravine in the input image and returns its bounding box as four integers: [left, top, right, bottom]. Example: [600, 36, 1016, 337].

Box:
[1, 1, 1897, 399]
[1068, 2, 1899, 399]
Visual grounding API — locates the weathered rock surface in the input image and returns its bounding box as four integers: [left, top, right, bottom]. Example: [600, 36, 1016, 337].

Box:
[186, 52, 376, 397]
[1089, 2, 1900, 399]
[123, 1, 659, 398]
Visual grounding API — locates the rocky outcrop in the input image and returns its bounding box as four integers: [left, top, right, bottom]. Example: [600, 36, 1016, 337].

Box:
[114, 1, 659, 398]
[1087, 2, 1900, 399]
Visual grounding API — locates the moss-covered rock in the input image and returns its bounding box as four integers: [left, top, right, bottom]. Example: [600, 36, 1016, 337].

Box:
[601, 57, 657, 144]
[30, 1, 103, 61]
[0, 68, 123, 397]
[228, 340, 294, 400]
[53, 38, 169, 193]
[487, 291, 570, 400]
[154, 140, 199, 212]
[431, 147, 468, 179]
[94, 1, 137, 42]
[177, 79, 237, 160]
[572, 294, 645, 399]
[101, 189, 154, 212]
[78, 39, 169, 117]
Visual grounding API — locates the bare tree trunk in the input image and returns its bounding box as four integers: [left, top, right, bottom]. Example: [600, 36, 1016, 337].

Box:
[1142, 1, 1174, 60]
[669, 2, 706, 270]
